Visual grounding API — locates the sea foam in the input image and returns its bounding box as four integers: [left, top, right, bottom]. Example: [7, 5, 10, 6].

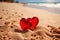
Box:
[27, 3, 60, 8]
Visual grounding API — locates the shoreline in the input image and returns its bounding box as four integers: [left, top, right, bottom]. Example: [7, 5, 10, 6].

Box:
[26, 4, 60, 14]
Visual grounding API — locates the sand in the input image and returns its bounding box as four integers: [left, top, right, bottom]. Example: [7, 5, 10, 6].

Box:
[0, 2, 60, 40]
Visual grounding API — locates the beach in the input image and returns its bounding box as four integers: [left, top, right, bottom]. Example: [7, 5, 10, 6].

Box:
[0, 2, 60, 40]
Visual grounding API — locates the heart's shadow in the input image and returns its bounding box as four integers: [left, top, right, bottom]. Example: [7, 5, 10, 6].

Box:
[14, 29, 28, 33]
[14, 26, 40, 33]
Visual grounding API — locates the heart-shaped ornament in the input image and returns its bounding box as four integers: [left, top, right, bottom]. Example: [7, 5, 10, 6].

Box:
[20, 17, 39, 31]
[20, 18, 31, 31]
[27, 17, 39, 30]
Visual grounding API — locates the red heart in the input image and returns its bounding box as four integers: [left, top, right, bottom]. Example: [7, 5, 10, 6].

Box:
[27, 17, 39, 30]
[20, 18, 31, 31]
[20, 17, 39, 31]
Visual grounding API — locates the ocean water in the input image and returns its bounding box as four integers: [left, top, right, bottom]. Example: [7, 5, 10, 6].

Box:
[26, 3, 60, 14]
[27, 3, 60, 8]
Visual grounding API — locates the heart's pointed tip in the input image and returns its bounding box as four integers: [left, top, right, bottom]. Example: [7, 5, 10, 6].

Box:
[30, 28, 36, 31]
[30, 26, 36, 30]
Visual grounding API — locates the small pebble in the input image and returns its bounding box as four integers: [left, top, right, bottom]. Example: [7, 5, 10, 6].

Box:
[31, 34, 36, 37]
[15, 12, 17, 14]
[4, 22, 10, 25]
[10, 26, 13, 28]
[18, 16, 21, 17]
[30, 38, 35, 40]
[24, 38, 28, 40]
[36, 36, 38, 39]
[58, 27, 60, 29]
[0, 17, 2, 19]
[48, 25, 50, 27]
[9, 38, 11, 39]
[0, 30, 4, 32]
[21, 14, 23, 15]
[2, 9, 4, 11]
[0, 26, 1, 28]
[36, 31, 42, 36]
[12, 20, 16, 23]
[54, 38, 59, 40]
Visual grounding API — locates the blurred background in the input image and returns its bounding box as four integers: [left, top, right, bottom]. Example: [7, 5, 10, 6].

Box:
[0, 0, 60, 13]
[0, 0, 14, 2]
[0, 0, 60, 3]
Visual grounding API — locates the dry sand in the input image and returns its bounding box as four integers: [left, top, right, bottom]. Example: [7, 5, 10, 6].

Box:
[0, 2, 60, 40]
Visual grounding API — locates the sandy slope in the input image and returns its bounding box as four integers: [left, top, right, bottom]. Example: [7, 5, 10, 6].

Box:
[0, 2, 60, 27]
[0, 2, 60, 40]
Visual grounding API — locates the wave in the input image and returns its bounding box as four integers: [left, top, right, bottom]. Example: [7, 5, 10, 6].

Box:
[27, 3, 60, 8]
